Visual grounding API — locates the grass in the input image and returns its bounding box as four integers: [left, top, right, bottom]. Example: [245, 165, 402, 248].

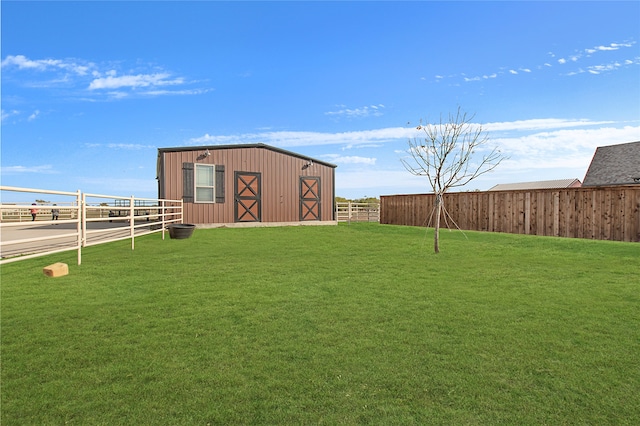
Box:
[1, 223, 639, 425]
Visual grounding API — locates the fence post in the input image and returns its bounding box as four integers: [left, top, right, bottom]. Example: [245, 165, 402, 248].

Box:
[525, 192, 531, 235]
[76, 190, 82, 265]
[553, 191, 560, 237]
[130, 195, 135, 250]
[348, 201, 352, 225]
[81, 193, 87, 248]
[161, 200, 166, 240]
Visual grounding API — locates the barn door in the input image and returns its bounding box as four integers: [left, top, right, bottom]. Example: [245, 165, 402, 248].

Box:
[300, 177, 321, 221]
[235, 171, 261, 222]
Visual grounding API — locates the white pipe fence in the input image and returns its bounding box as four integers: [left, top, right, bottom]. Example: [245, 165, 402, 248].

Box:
[1, 186, 183, 265]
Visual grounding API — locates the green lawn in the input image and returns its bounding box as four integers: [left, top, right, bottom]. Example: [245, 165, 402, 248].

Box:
[2, 223, 639, 425]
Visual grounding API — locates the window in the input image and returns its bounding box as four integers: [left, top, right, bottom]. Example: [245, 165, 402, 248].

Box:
[182, 162, 225, 204]
[195, 164, 215, 203]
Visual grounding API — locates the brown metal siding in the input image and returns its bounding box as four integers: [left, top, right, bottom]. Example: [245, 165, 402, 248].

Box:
[160, 146, 335, 224]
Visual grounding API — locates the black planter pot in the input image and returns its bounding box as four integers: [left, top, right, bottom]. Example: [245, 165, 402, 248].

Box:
[168, 224, 196, 239]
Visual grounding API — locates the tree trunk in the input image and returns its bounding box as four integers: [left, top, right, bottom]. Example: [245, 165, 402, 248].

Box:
[434, 195, 441, 254]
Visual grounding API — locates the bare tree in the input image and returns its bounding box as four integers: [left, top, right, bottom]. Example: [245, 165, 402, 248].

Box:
[401, 107, 506, 253]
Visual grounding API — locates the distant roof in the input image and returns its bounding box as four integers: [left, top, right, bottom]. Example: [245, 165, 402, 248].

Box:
[488, 178, 582, 191]
[582, 141, 640, 187]
[158, 143, 337, 168]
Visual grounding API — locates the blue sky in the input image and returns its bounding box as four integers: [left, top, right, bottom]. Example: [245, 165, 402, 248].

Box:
[2, 1, 639, 201]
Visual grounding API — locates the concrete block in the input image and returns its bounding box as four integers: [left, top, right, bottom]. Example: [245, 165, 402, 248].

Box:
[43, 262, 69, 278]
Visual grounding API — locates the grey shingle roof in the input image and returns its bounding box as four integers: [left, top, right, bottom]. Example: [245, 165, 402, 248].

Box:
[582, 141, 640, 187]
[488, 178, 582, 191]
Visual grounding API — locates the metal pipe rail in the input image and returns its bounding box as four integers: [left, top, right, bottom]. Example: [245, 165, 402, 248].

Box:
[1, 186, 183, 265]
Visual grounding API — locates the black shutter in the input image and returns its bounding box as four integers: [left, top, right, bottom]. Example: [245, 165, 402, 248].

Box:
[182, 162, 194, 203]
[215, 165, 225, 203]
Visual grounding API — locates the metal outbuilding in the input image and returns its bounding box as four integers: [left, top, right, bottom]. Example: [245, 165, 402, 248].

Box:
[488, 178, 582, 191]
[157, 144, 337, 226]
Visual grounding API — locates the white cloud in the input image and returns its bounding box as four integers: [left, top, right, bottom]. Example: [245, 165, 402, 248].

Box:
[430, 40, 636, 84]
[323, 155, 377, 165]
[325, 104, 385, 118]
[498, 153, 592, 172]
[188, 120, 640, 196]
[106, 143, 156, 150]
[189, 127, 416, 148]
[1, 55, 92, 75]
[341, 143, 383, 150]
[573, 41, 635, 59]
[85, 143, 156, 150]
[337, 169, 425, 192]
[188, 118, 631, 151]
[337, 124, 640, 197]
[106, 91, 129, 99]
[88, 73, 184, 90]
[483, 118, 613, 132]
[494, 126, 640, 158]
[2, 55, 62, 71]
[1, 109, 20, 122]
[560, 41, 638, 73]
[2, 54, 207, 100]
[592, 42, 633, 52]
[464, 76, 482, 82]
[144, 88, 211, 96]
[28, 110, 40, 121]
[586, 59, 637, 74]
[1, 165, 57, 174]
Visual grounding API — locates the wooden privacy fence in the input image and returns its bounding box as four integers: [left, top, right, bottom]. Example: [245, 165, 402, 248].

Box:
[380, 185, 640, 242]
